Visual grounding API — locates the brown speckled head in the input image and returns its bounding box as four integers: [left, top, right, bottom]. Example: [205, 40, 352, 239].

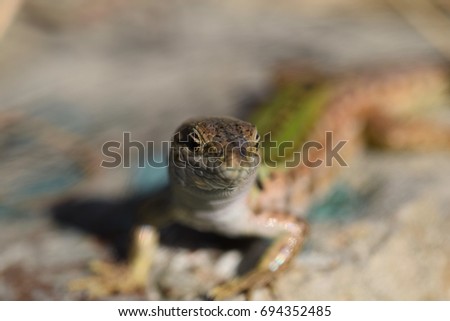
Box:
[170, 117, 260, 192]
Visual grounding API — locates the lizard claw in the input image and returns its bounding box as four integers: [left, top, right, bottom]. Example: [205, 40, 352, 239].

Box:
[69, 261, 145, 299]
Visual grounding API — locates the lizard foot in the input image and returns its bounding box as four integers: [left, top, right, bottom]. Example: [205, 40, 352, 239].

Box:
[70, 225, 158, 299]
[208, 269, 276, 300]
[209, 214, 308, 300]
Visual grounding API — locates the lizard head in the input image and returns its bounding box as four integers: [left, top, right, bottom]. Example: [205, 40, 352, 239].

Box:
[170, 117, 260, 193]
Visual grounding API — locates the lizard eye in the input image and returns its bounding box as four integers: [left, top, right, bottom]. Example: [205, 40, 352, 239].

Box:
[186, 132, 201, 149]
[176, 127, 201, 150]
[254, 133, 260, 149]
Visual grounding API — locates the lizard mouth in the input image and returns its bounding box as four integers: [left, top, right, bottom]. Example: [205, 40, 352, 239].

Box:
[171, 144, 259, 191]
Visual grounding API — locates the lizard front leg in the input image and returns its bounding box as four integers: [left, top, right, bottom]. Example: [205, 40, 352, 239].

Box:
[66, 189, 172, 299]
[209, 212, 308, 300]
[70, 225, 158, 299]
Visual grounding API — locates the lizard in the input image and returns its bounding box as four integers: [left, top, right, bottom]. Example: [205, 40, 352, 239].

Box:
[65, 62, 450, 300]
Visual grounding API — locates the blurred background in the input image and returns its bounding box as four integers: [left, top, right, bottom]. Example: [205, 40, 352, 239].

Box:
[0, 0, 449, 300]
